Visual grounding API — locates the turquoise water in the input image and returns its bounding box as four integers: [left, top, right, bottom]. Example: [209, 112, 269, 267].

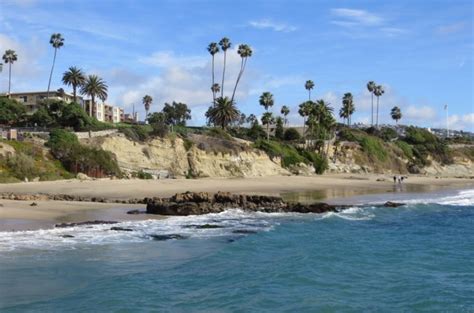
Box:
[0, 189, 473, 312]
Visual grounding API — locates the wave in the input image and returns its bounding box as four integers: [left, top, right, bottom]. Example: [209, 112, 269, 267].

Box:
[401, 189, 474, 207]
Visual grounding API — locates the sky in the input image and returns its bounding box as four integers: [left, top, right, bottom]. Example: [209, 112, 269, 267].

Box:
[0, 0, 473, 131]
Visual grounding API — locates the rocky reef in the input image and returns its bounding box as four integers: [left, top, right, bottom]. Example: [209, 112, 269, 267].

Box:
[145, 191, 342, 216]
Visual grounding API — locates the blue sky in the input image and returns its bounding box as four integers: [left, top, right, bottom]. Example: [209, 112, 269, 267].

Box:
[1, 0, 473, 130]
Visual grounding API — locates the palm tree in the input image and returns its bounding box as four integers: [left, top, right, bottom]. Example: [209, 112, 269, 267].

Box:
[305, 80, 315, 100]
[261, 112, 274, 141]
[80, 75, 108, 118]
[142, 95, 153, 122]
[374, 85, 384, 128]
[367, 81, 376, 126]
[2, 49, 17, 97]
[47, 33, 65, 99]
[259, 92, 274, 112]
[207, 42, 219, 103]
[246, 113, 257, 126]
[206, 96, 240, 129]
[219, 37, 231, 97]
[298, 101, 313, 139]
[231, 44, 252, 103]
[211, 83, 220, 99]
[281, 105, 290, 126]
[341, 92, 355, 126]
[391, 106, 402, 124]
[62, 66, 86, 103]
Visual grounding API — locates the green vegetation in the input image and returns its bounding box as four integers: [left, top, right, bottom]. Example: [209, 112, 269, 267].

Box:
[360, 136, 387, 162]
[135, 170, 153, 180]
[283, 128, 301, 141]
[403, 126, 452, 165]
[0, 97, 26, 125]
[47, 129, 121, 177]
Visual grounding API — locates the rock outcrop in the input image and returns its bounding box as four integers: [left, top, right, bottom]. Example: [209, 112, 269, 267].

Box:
[145, 191, 341, 216]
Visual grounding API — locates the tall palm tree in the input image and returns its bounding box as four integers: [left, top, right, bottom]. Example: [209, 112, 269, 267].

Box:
[298, 101, 313, 139]
[62, 66, 85, 103]
[261, 112, 274, 141]
[219, 37, 231, 97]
[374, 85, 384, 128]
[259, 92, 274, 112]
[231, 44, 252, 103]
[142, 95, 153, 121]
[246, 113, 257, 126]
[367, 81, 376, 126]
[2, 49, 17, 97]
[391, 106, 402, 124]
[47, 33, 65, 99]
[207, 42, 219, 103]
[206, 96, 240, 129]
[341, 92, 355, 126]
[281, 105, 290, 126]
[80, 75, 108, 118]
[305, 80, 315, 100]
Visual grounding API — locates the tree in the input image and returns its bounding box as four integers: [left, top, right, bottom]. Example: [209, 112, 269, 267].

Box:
[391, 106, 402, 124]
[0, 97, 26, 125]
[298, 101, 313, 139]
[148, 112, 169, 137]
[367, 81, 376, 126]
[62, 66, 85, 103]
[80, 75, 108, 117]
[211, 83, 220, 100]
[259, 92, 274, 111]
[275, 116, 284, 140]
[162, 101, 191, 126]
[207, 42, 219, 103]
[305, 80, 315, 100]
[284, 128, 301, 141]
[206, 96, 240, 129]
[246, 113, 257, 126]
[60, 102, 91, 130]
[238, 113, 247, 128]
[219, 37, 231, 97]
[29, 107, 55, 127]
[340, 92, 355, 126]
[47, 33, 65, 99]
[231, 44, 252, 103]
[142, 95, 153, 122]
[374, 85, 384, 128]
[261, 112, 274, 141]
[281, 105, 290, 126]
[2, 49, 18, 97]
[308, 100, 334, 142]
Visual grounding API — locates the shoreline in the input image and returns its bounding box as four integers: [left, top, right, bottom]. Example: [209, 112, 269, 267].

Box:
[1, 174, 472, 231]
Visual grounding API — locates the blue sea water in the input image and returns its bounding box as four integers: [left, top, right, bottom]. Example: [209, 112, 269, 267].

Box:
[0, 188, 473, 312]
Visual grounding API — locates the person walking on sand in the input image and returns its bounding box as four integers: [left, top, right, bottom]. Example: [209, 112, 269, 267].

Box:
[393, 176, 397, 184]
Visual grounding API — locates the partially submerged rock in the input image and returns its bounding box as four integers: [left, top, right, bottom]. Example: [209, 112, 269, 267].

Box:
[146, 191, 341, 216]
[383, 201, 405, 207]
[55, 220, 118, 228]
[149, 234, 188, 241]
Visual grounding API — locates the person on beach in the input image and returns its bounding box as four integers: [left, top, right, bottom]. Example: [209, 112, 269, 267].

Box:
[393, 176, 397, 184]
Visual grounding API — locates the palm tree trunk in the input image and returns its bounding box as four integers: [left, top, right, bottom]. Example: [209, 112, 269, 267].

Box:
[231, 57, 247, 103]
[376, 96, 379, 128]
[73, 85, 77, 103]
[8, 63, 12, 97]
[309, 90, 311, 101]
[267, 123, 270, 141]
[47, 48, 57, 99]
[221, 51, 226, 97]
[371, 93, 374, 126]
[90, 95, 94, 117]
[211, 54, 215, 104]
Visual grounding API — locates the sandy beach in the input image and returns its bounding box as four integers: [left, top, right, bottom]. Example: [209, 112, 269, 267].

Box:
[1, 174, 472, 231]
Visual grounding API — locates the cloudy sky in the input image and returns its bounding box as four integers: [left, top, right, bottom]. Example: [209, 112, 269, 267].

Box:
[1, 0, 473, 131]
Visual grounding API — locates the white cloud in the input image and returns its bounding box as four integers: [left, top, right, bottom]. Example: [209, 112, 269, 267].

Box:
[248, 19, 297, 32]
[462, 113, 474, 124]
[140, 51, 207, 69]
[405, 105, 437, 120]
[331, 8, 383, 26]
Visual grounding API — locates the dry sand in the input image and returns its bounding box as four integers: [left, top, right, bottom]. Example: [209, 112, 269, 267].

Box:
[1, 174, 472, 231]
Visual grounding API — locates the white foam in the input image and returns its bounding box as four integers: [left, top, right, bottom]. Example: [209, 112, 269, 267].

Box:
[401, 189, 474, 206]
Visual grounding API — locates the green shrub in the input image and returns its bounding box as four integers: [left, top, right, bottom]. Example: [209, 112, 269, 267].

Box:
[283, 128, 301, 141]
[395, 140, 414, 159]
[136, 170, 153, 179]
[206, 127, 234, 141]
[254, 140, 306, 168]
[183, 138, 194, 151]
[360, 137, 387, 162]
[377, 127, 398, 141]
[300, 150, 328, 174]
[6, 153, 39, 180]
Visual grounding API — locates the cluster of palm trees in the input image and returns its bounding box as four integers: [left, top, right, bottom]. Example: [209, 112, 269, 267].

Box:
[366, 81, 385, 128]
[62, 67, 108, 116]
[206, 38, 253, 128]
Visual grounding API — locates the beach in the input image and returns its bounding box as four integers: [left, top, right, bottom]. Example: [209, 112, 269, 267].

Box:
[0, 174, 472, 231]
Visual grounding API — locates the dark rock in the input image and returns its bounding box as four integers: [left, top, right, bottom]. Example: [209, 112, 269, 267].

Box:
[232, 229, 258, 234]
[182, 224, 225, 229]
[30, 202, 38, 206]
[149, 234, 188, 241]
[383, 201, 405, 207]
[126, 209, 143, 215]
[55, 220, 118, 228]
[59, 234, 74, 238]
[110, 226, 134, 231]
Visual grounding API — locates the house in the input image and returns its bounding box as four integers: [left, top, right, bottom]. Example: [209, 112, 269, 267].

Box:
[84, 100, 125, 124]
[9, 90, 82, 114]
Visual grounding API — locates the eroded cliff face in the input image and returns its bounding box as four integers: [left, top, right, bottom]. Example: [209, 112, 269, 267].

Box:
[86, 134, 289, 178]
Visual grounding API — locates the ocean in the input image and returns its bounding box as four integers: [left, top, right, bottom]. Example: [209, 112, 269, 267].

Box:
[0, 188, 473, 312]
